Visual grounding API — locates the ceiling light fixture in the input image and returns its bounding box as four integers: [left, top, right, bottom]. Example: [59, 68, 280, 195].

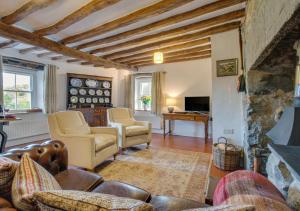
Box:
[153, 51, 164, 64]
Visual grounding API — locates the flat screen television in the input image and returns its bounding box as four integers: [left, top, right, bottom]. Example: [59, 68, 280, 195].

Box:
[185, 96, 210, 112]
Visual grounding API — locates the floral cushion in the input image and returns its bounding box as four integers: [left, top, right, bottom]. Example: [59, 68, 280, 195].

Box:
[33, 190, 153, 211]
[11, 154, 61, 211]
[0, 157, 19, 198]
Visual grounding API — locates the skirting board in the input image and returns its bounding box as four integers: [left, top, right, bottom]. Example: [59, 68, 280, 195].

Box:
[6, 133, 50, 147]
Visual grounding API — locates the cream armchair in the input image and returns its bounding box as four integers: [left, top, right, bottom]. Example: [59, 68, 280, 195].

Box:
[107, 108, 152, 150]
[48, 111, 118, 171]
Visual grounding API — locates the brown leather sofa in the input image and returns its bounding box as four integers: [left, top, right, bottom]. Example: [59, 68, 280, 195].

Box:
[0, 140, 206, 211]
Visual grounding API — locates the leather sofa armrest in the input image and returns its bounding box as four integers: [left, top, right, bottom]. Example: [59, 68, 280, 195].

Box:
[0, 197, 15, 211]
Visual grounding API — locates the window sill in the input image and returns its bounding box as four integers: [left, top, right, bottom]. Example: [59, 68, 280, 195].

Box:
[7, 108, 43, 115]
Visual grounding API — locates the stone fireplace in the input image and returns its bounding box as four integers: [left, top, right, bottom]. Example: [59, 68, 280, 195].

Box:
[242, 0, 300, 171]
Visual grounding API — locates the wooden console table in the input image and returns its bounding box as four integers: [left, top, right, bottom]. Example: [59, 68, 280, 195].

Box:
[162, 112, 209, 142]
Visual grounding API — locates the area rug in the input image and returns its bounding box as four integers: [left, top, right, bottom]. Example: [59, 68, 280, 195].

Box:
[97, 146, 211, 202]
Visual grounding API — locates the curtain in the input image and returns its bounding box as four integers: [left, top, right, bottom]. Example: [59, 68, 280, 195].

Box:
[151, 71, 165, 116]
[44, 64, 57, 114]
[124, 74, 134, 110]
[0, 56, 3, 105]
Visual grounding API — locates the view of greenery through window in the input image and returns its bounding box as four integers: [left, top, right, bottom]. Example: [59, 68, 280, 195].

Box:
[3, 72, 32, 110]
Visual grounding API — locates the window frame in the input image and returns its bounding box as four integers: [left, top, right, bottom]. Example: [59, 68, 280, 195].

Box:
[3, 65, 38, 112]
[134, 76, 152, 112]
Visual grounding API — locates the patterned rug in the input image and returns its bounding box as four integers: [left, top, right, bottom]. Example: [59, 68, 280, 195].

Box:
[97, 146, 211, 202]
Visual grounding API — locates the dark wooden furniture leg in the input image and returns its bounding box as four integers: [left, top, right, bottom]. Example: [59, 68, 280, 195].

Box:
[169, 119, 172, 135]
[205, 120, 208, 143]
[0, 124, 8, 153]
[163, 116, 166, 139]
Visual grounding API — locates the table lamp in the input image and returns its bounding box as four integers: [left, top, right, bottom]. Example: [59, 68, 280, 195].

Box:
[166, 98, 176, 113]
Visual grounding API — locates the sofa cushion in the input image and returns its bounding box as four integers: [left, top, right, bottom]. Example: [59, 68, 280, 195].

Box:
[92, 181, 151, 202]
[94, 134, 116, 152]
[33, 190, 153, 211]
[184, 204, 255, 211]
[54, 168, 103, 192]
[11, 154, 61, 211]
[56, 111, 91, 135]
[126, 125, 149, 137]
[150, 195, 207, 211]
[0, 157, 19, 199]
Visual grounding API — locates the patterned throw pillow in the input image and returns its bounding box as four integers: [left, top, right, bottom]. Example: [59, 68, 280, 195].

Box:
[0, 157, 19, 198]
[11, 154, 61, 211]
[33, 190, 153, 211]
[184, 204, 255, 211]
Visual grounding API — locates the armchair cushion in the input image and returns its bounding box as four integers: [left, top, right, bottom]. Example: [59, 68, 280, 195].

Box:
[55, 111, 91, 135]
[94, 134, 117, 152]
[126, 125, 149, 137]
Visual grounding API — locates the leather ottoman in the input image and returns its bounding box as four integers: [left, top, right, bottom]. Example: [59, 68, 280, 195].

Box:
[92, 181, 151, 202]
[150, 195, 207, 211]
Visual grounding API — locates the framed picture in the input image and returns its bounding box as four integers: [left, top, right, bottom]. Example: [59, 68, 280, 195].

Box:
[216, 58, 238, 77]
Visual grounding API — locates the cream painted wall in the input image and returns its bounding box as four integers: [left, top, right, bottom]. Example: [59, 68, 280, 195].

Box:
[137, 58, 212, 138]
[0, 48, 130, 146]
[211, 29, 244, 146]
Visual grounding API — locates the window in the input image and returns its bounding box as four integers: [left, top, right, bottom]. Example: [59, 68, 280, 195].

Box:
[3, 72, 33, 110]
[135, 76, 152, 111]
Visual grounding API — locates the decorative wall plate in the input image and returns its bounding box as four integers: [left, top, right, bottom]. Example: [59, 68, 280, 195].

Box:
[70, 88, 78, 95]
[104, 90, 110, 96]
[79, 89, 87, 95]
[88, 89, 95, 95]
[70, 78, 82, 87]
[102, 81, 111, 88]
[104, 98, 110, 103]
[92, 98, 98, 103]
[99, 98, 104, 103]
[79, 97, 85, 103]
[96, 90, 103, 96]
[86, 98, 92, 103]
[70, 96, 78, 103]
[85, 79, 99, 88]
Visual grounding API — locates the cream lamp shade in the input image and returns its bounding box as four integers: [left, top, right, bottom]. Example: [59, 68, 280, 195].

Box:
[166, 98, 176, 113]
[153, 52, 164, 64]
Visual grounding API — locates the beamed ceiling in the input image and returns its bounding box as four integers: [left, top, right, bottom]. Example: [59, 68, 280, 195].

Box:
[0, 0, 245, 70]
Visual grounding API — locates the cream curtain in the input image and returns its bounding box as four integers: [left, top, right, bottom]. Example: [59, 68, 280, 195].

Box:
[151, 71, 165, 116]
[124, 74, 134, 110]
[44, 64, 57, 114]
[0, 56, 3, 105]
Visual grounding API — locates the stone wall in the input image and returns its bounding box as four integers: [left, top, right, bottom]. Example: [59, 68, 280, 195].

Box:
[242, 1, 300, 170]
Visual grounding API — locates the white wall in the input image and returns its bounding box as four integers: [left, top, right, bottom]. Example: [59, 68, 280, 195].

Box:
[211, 29, 244, 146]
[0, 48, 130, 146]
[137, 58, 212, 138]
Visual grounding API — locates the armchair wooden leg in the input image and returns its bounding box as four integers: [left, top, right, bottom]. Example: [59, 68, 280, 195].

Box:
[146, 143, 150, 149]
[86, 168, 95, 173]
[113, 153, 117, 160]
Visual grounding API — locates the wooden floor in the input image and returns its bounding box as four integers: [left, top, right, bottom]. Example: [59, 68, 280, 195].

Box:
[6, 133, 229, 178]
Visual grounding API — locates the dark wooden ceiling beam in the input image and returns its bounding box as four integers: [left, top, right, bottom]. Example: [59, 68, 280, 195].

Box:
[37, 51, 56, 58]
[19, 46, 42, 54]
[67, 59, 81, 63]
[90, 9, 244, 54]
[35, 0, 121, 36]
[134, 55, 211, 67]
[104, 21, 240, 59]
[51, 55, 66, 60]
[127, 49, 211, 64]
[114, 40, 211, 62]
[76, 0, 245, 49]
[1, 0, 58, 24]
[61, 0, 194, 44]
[0, 21, 132, 70]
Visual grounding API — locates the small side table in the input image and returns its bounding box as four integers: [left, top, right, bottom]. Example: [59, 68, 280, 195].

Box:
[0, 118, 21, 153]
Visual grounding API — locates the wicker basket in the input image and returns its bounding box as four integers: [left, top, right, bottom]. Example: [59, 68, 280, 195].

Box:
[213, 137, 241, 171]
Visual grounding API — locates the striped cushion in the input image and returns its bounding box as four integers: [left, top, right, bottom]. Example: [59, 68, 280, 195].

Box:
[11, 154, 61, 211]
[0, 157, 19, 198]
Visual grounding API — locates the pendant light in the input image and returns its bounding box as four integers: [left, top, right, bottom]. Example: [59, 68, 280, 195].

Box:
[153, 51, 164, 64]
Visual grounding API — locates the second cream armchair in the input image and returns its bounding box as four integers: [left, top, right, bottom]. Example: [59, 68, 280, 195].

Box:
[107, 108, 152, 150]
[48, 111, 118, 171]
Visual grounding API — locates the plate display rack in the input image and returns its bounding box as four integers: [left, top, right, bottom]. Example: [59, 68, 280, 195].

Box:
[67, 73, 113, 109]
